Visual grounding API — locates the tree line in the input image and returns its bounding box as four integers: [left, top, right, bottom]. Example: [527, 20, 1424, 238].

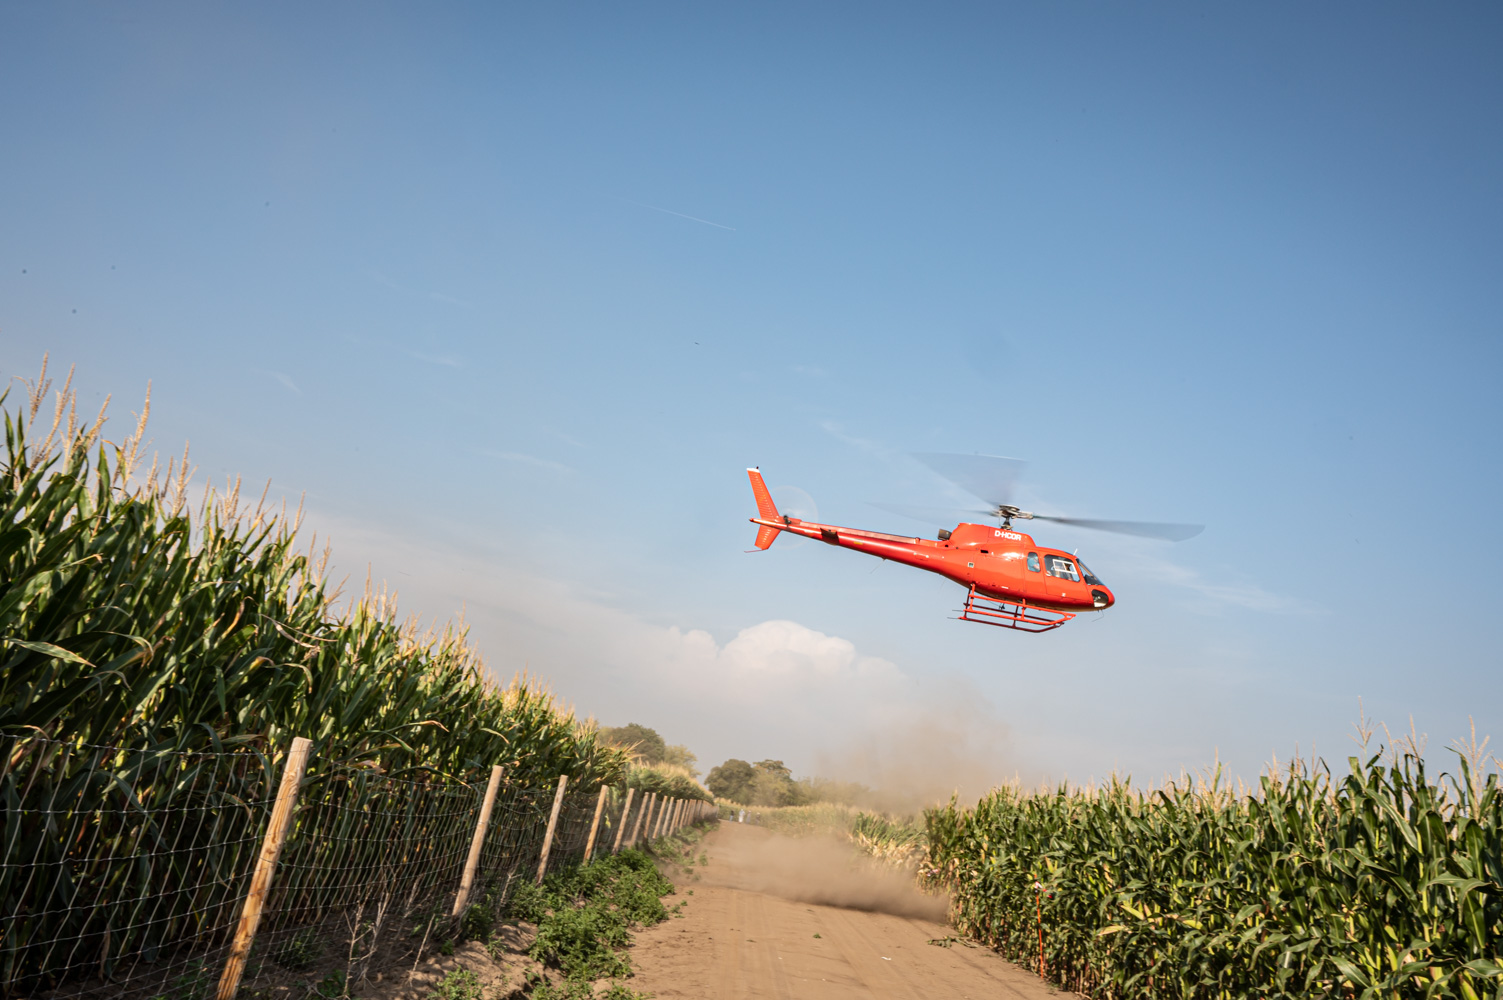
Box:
[597, 724, 873, 808]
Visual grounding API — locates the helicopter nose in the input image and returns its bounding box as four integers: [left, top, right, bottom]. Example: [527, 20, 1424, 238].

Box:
[1092, 588, 1113, 609]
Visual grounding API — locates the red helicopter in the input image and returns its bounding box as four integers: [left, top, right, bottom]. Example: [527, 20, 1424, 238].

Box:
[746, 454, 1202, 632]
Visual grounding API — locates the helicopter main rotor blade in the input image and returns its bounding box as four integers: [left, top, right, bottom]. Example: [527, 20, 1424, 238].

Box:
[868, 502, 992, 528]
[913, 452, 1026, 508]
[1030, 514, 1204, 542]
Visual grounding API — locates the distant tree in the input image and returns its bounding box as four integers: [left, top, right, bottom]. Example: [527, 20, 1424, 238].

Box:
[661, 744, 699, 777]
[599, 723, 667, 764]
[752, 759, 792, 780]
[749, 759, 799, 806]
[705, 759, 757, 803]
[707, 758, 827, 806]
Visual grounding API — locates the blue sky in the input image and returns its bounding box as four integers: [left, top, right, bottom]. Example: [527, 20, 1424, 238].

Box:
[3, 2, 1500, 795]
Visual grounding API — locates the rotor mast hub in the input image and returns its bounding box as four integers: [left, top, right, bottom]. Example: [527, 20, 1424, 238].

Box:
[995, 505, 1033, 530]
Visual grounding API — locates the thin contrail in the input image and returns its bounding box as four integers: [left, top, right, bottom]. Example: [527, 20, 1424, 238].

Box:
[623, 198, 736, 231]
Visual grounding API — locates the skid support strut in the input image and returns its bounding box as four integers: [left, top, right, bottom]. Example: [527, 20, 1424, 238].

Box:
[957, 586, 1075, 632]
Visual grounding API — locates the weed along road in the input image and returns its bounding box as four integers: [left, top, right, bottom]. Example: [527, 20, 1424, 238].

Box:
[627, 823, 1056, 1000]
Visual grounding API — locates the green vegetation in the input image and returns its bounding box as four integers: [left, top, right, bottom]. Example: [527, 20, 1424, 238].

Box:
[427, 967, 485, 1000]
[705, 758, 803, 805]
[597, 723, 709, 800]
[850, 811, 927, 868]
[509, 850, 676, 983]
[926, 749, 1503, 998]
[274, 928, 322, 970]
[0, 366, 629, 995]
[527, 975, 652, 1000]
[626, 761, 711, 802]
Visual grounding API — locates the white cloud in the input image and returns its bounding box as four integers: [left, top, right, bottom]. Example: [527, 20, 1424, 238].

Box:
[746, 620, 895, 677]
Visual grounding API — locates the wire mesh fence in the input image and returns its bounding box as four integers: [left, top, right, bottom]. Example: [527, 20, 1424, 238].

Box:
[1, 734, 274, 1000]
[0, 734, 711, 1000]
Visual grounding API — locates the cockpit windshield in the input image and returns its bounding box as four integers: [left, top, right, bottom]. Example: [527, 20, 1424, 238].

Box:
[1078, 560, 1105, 586]
[1043, 554, 1081, 582]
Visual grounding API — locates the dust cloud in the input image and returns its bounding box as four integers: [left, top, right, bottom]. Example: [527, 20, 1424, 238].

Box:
[811, 677, 1019, 814]
[703, 827, 948, 921]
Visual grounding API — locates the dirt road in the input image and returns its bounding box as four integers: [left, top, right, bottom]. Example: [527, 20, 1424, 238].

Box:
[626, 823, 1058, 1000]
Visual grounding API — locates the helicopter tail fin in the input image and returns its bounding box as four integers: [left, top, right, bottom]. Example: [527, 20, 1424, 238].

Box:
[747, 468, 781, 549]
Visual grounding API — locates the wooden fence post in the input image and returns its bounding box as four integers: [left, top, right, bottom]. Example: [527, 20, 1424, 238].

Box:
[633, 792, 655, 846]
[452, 764, 504, 916]
[582, 785, 609, 863]
[653, 798, 671, 840]
[535, 774, 569, 883]
[611, 787, 635, 854]
[216, 736, 313, 1000]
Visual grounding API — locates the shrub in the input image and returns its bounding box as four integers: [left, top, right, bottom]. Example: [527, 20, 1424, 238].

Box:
[427, 967, 484, 1000]
[517, 850, 676, 981]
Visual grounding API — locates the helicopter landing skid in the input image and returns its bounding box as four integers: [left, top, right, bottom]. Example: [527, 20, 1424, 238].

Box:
[957, 587, 1075, 632]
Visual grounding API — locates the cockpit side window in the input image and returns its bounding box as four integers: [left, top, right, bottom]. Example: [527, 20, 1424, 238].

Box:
[1078, 560, 1104, 586]
[1044, 555, 1081, 582]
[1027, 552, 1040, 572]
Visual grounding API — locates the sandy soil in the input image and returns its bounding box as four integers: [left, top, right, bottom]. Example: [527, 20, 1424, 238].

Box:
[352, 920, 542, 1000]
[627, 823, 1060, 1000]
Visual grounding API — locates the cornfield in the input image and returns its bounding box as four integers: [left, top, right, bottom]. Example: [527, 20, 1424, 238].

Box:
[626, 763, 711, 803]
[925, 749, 1503, 998]
[849, 811, 927, 870]
[0, 360, 640, 996]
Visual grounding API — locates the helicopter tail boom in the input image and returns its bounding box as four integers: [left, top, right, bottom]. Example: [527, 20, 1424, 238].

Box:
[747, 468, 782, 549]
